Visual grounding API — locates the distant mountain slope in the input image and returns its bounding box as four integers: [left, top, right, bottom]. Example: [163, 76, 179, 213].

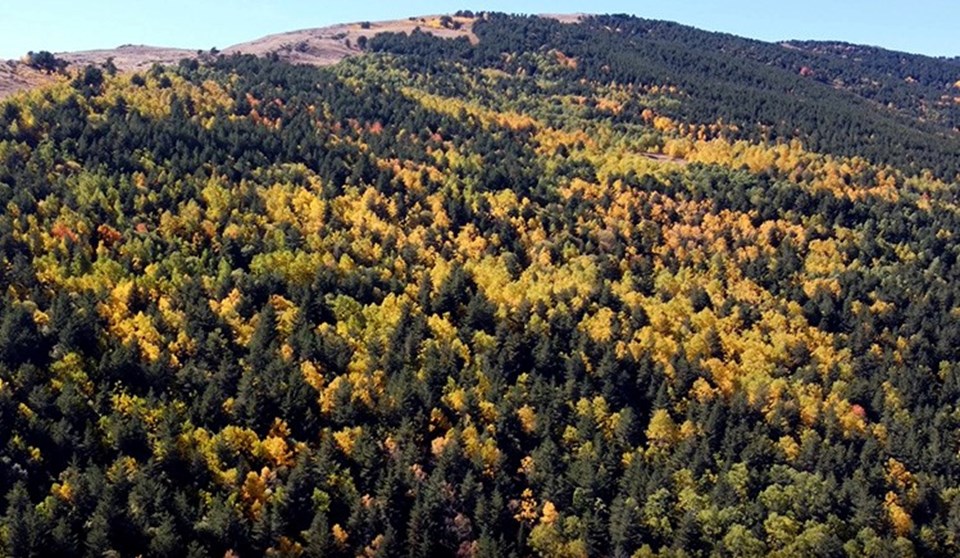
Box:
[0, 60, 58, 98]
[4, 13, 958, 172]
[368, 13, 960, 179]
[225, 15, 476, 65]
[0, 16, 476, 99]
[575, 17, 960, 131]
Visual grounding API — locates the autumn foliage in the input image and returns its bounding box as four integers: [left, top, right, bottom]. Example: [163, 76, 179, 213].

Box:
[0, 13, 959, 558]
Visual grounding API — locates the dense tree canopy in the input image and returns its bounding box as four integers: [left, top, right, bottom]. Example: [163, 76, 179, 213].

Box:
[1, 12, 960, 557]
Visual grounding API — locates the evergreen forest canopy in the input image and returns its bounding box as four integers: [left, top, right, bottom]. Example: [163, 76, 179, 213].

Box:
[2, 11, 960, 557]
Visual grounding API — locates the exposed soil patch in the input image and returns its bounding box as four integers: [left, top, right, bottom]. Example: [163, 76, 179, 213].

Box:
[225, 16, 477, 65]
[0, 61, 58, 99]
[541, 14, 587, 24]
[58, 45, 199, 72]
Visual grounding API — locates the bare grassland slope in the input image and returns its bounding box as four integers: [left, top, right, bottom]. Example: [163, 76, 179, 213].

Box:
[0, 15, 477, 99]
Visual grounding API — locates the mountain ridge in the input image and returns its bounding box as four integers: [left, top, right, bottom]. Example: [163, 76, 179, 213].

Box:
[4, 12, 957, 101]
[0, 14, 483, 99]
[5, 12, 960, 179]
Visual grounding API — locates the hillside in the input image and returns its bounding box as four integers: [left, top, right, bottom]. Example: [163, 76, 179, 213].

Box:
[0, 15, 478, 100]
[2, 11, 960, 557]
[7, 12, 957, 174]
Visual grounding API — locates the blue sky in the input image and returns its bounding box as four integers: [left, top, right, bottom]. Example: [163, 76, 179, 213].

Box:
[2, 0, 958, 59]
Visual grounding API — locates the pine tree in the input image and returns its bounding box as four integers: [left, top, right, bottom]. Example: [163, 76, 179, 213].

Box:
[2, 482, 40, 557]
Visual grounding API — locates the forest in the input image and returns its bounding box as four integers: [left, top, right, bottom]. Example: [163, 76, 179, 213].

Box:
[1, 11, 960, 557]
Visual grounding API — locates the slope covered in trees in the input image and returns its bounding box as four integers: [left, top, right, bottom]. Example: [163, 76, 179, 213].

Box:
[371, 13, 960, 179]
[1, 12, 960, 557]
